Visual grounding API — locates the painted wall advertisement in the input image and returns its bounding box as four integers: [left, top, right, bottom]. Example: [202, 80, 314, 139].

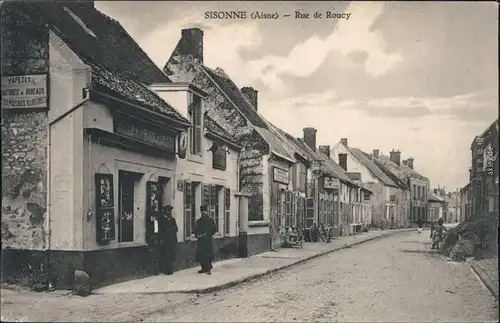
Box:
[1, 74, 48, 109]
[483, 143, 494, 176]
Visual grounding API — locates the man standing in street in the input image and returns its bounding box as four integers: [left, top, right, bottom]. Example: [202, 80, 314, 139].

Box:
[195, 205, 217, 275]
[158, 205, 178, 275]
[417, 217, 424, 234]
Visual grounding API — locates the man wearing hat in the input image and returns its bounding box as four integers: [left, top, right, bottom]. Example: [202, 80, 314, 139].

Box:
[158, 205, 178, 275]
[194, 205, 217, 274]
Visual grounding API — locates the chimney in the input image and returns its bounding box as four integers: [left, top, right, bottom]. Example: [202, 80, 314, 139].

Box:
[373, 149, 379, 158]
[303, 127, 317, 151]
[389, 149, 401, 166]
[338, 153, 348, 171]
[340, 138, 348, 146]
[434, 188, 438, 194]
[407, 157, 414, 169]
[402, 160, 408, 166]
[318, 145, 331, 158]
[178, 28, 204, 63]
[241, 87, 258, 111]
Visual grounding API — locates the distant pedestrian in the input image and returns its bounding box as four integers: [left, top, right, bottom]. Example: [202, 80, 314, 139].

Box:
[158, 205, 178, 275]
[195, 205, 217, 275]
[416, 218, 424, 234]
[431, 218, 447, 249]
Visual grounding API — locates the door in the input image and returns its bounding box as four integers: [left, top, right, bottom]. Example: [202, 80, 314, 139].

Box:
[270, 183, 281, 249]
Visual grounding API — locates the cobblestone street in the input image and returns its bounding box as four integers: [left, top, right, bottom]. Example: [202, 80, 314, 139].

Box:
[1, 231, 498, 322]
[141, 231, 498, 322]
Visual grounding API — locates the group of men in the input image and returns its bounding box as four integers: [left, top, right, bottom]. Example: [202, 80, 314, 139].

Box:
[154, 204, 217, 275]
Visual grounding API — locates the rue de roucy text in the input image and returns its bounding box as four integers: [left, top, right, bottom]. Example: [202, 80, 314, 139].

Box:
[204, 10, 352, 20]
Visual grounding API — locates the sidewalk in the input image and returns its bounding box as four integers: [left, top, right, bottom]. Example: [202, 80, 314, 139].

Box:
[94, 228, 412, 295]
[468, 256, 499, 302]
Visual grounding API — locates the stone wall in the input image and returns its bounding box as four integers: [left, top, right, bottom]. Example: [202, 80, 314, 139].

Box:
[2, 112, 48, 250]
[1, 2, 49, 251]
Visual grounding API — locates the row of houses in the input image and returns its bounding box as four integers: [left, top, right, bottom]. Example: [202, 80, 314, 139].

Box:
[460, 119, 499, 220]
[1, 1, 433, 289]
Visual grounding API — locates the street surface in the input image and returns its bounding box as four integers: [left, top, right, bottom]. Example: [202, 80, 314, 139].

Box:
[1, 231, 498, 322]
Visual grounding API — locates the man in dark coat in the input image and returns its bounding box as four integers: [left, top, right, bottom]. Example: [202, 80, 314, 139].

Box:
[158, 205, 178, 275]
[195, 205, 217, 275]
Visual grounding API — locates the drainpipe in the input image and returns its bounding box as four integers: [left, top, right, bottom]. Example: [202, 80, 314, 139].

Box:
[45, 123, 52, 287]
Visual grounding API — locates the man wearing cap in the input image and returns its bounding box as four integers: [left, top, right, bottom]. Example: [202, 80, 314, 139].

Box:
[158, 205, 178, 275]
[194, 205, 217, 274]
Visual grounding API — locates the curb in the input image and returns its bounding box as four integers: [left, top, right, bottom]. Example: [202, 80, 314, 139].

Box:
[468, 260, 499, 302]
[177, 229, 411, 295]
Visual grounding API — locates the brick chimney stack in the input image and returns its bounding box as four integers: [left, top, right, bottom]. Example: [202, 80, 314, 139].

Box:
[241, 87, 258, 111]
[177, 28, 204, 63]
[303, 127, 317, 151]
[389, 149, 401, 166]
[373, 149, 379, 158]
[318, 145, 331, 158]
[340, 138, 348, 146]
[407, 157, 414, 169]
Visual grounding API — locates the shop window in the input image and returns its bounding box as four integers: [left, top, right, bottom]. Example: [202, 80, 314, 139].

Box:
[212, 144, 227, 170]
[189, 94, 202, 155]
[224, 188, 231, 235]
[203, 184, 222, 232]
[118, 171, 138, 243]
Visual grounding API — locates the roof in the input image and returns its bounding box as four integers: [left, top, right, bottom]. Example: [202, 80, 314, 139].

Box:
[30, 2, 169, 84]
[202, 67, 268, 128]
[374, 155, 427, 188]
[18, 2, 188, 124]
[347, 147, 398, 187]
[200, 66, 295, 162]
[91, 65, 187, 122]
[204, 112, 240, 148]
[428, 192, 445, 203]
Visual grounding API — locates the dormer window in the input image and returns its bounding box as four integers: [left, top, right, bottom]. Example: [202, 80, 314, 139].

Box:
[189, 93, 202, 155]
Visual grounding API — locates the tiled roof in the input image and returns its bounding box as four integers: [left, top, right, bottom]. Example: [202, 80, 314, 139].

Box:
[91, 65, 187, 123]
[30, 2, 169, 84]
[348, 147, 398, 187]
[23, 2, 188, 123]
[204, 112, 240, 146]
[374, 155, 410, 188]
[429, 192, 445, 203]
[202, 67, 268, 129]
[200, 66, 295, 161]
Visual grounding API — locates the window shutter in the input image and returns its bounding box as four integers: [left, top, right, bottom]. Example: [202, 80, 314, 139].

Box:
[203, 184, 210, 208]
[184, 181, 192, 237]
[224, 188, 230, 235]
[195, 105, 202, 154]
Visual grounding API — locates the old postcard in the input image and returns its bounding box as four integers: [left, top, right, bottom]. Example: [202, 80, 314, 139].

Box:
[1, 1, 498, 322]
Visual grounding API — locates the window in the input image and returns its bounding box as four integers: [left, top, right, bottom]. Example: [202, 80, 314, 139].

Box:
[203, 184, 222, 232]
[212, 144, 227, 170]
[118, 171, 136, 243]
[184, 181, 199, 237]
[189, 94, 202, 155]
[285, 190, 292, 227]
[224, 188, 230, 235]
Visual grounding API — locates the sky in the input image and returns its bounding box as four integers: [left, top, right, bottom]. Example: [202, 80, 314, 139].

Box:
[96, 1, 498, 190]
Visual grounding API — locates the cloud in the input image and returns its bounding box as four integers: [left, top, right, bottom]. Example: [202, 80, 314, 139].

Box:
[238, 2, 403, 93]
[338, 91, 496, 121]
